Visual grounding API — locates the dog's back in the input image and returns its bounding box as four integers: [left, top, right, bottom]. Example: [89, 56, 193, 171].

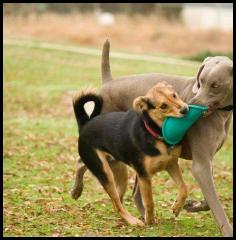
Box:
[79, 109, 156, 175]
[73, 89, 164, 179]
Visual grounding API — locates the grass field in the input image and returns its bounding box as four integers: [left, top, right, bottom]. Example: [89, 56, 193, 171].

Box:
[3, 42, 233, 237]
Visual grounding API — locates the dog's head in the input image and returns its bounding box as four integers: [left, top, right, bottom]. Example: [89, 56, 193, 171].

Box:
[190, 56, 233, 116]
[133, 82, 189, 126]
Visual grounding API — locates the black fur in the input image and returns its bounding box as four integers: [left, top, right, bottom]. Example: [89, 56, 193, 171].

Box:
[73, 93, 103, 129]
[141, 111, 162, 137]
[73, 93, 162, 185]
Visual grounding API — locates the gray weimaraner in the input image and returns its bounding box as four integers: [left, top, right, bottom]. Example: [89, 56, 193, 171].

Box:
[71, 40, 233, 236]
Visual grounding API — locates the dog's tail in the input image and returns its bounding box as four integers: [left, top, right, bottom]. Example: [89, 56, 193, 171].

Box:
[101, 39, 113, 84]
[72, 89, 103, 129]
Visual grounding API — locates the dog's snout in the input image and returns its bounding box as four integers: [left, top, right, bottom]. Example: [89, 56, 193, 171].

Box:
[180, 106, 188, 114]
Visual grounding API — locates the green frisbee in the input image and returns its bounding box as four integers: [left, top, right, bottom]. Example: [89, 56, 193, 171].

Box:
[162, 105, 208, 145]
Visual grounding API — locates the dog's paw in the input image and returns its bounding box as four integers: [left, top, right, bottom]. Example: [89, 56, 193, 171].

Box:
[70, 188, 79, 200]
[70, 184, 84, 200]
[125, 215, 145, 226]
[171, 201, 182, 217]
[145, 217, 157, 225]
[183, 200, 210, 212]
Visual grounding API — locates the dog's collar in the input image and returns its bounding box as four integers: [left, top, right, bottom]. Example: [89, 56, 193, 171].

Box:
[142, 112, 163, 141]
[143, 120, 162, 139]
[217, 105, 233, 111]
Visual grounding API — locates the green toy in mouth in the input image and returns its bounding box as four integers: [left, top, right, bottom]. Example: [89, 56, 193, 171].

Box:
[162, 105, 208, 145]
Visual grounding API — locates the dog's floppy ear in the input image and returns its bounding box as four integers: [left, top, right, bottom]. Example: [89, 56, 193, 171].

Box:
[192, 63, 205, 94]
[133, 96, 156, 114]
[192, 56, 211, 93]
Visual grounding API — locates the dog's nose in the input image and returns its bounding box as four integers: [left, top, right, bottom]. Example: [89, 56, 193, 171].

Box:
[180, 106, 188, 114]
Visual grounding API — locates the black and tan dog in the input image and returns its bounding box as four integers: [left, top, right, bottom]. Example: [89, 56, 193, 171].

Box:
[73, 82, 189, 226]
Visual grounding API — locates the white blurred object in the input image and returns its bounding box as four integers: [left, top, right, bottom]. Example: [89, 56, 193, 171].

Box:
[182, 3, 233, 31]
[94, 3, 115, 26]
[96, 12, 115, 26]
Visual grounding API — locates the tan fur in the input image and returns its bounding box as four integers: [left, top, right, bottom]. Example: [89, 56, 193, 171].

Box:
[143, 145, 181, 175]
[132, 83, 188, 223]
[133, 82, 188, 127]
[72, 87, 98, 105]
[137, 176, 155, 224]
[73, 82, 188, 225]
[109, 161, 128, 203]
[166, 161, 188, 217]
[155, 141, 169, 155]
[133, 96, 151, 113]
[135, 84, 186, 222]
[96, 149, 144, 226]
[141, 144, 185, 222]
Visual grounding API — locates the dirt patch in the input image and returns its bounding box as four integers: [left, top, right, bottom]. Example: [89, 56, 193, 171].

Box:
[3, 13, 233, 56]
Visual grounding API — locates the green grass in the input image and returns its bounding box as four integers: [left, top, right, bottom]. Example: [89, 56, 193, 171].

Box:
[3, 43, 232, 237]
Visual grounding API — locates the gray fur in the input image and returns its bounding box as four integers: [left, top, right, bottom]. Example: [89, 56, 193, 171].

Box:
[71, 40, 233, 236]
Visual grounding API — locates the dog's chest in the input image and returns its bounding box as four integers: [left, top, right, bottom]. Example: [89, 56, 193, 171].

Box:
[143, 142, 181, 175]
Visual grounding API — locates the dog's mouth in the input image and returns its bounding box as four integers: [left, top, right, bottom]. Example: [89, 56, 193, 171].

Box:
[202, 102, 219, 117]
[165, 105, 189, 118]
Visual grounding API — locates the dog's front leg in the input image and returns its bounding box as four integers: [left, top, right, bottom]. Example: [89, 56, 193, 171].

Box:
[184, 163, 212, 212]
[137, 175, 155, 225]
[166, 160, 188, 217]
[191, 154, 233, 237]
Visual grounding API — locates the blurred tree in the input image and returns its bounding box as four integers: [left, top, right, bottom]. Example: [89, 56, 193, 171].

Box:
[3, 3, 38, 16]
[129, 3, 157, 14]
[47, 3, 79, 13]
[3, 3, 183, 20]
[99, 3, 122, 13]
[99, 3, 157, 14]
[155, 3, 183, 21]
[78, 3, 96, 12]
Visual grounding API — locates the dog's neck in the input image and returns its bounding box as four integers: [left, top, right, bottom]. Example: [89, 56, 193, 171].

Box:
[141, 111, 163, 139]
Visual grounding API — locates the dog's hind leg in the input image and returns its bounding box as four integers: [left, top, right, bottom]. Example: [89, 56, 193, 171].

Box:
[132, 176, 145, 218]
[137, 175, 155, 225]
[109, 161, 128, 203]
[80, 148, 144, 226]
[71, 156, 87, 200]
[96, 150, 144, 226]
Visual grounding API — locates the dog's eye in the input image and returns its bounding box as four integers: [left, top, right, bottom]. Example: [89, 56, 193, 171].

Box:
[173, 93, 176, 98]
[160, 103, 168, 109]
[211, 83, 219, 88]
